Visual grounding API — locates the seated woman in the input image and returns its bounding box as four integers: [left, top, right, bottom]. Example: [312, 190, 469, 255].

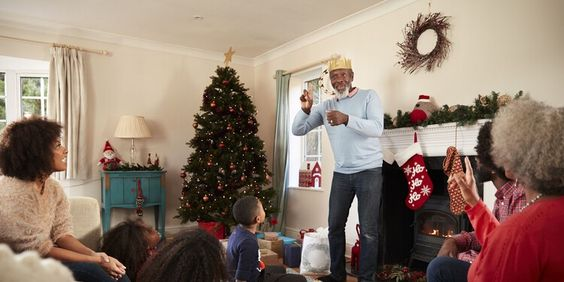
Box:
[0, 117, 128, 282]
[101, 218, 161, 282]
[137, 228, 229, 282]
[453, 99, 564, 281]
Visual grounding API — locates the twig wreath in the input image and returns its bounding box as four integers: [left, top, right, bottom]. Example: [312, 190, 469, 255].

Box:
[397, 12, 451, 74]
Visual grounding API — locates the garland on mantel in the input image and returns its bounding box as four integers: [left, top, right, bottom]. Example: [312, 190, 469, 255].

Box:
[384, 91, 523, 129]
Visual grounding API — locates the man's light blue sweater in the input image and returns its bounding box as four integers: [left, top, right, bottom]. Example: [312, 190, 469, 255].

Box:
[292, 88, 384, 174]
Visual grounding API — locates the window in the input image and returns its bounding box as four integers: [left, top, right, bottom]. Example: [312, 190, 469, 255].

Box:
[287, 67, 327, 187]
[0, 56, 49, 130]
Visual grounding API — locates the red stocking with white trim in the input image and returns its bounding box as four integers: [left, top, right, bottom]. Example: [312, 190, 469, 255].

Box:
[395, 133, 434, 210]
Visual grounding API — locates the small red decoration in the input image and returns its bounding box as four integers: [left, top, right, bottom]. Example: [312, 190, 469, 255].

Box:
[229, 106, 235, 113]
[135, 179, 144, 216]
[210, 100, 216, 108]
[311, 161, 322, 188]
[351, 224, 360, 273]
[180, 171, 187, 178]
[203, 195, 209, 202]
[219, 141, 225, 149]
[222, 80, 229, 85]
[193, 122, 198, 128]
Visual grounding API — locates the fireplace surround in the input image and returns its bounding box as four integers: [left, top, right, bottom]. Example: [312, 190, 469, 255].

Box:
[377, 121, 487, 268]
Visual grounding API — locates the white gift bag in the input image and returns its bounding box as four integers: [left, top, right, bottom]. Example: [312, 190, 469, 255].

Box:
[299, 229, 330, 275]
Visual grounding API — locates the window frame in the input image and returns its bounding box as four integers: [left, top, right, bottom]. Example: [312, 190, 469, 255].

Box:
[0, 56, 49, 129]
[287, 67, 326, 188]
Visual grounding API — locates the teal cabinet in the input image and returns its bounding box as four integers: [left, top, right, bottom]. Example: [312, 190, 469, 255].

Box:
[101, 170, 166, 236]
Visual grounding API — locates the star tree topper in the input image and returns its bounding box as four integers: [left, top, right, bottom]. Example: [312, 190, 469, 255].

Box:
[224, 47, 235, 66]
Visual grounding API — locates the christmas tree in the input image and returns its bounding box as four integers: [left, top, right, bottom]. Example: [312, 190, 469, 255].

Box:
[176, 64, 277, 230]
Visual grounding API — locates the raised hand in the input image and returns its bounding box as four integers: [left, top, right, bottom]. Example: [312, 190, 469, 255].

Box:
[299, 89, 313, 114]
[453, 157, 481, 207]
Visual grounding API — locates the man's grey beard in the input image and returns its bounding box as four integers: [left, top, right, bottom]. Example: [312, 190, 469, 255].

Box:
[335, 85, 350, 100]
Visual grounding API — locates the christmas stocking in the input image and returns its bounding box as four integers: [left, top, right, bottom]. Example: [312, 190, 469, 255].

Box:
[443, 146, 466, 215]
[394, 133, 434, 210]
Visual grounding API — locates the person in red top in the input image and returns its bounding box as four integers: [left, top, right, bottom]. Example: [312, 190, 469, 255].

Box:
[453, 99, 564, 281]
[426, 121, 526, 282]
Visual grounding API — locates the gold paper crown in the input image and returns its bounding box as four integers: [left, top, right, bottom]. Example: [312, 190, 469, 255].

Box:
[327, 57, 352, 71]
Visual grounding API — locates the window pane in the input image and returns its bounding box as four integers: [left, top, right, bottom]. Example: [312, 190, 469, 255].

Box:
[0, 99, 5, 119]
[22, 98, 41, 117]
[305, 79, 321, 105]
[21, 77, 41, 97]
[0, 73, 5, 95]
[305, 131, 319, 156]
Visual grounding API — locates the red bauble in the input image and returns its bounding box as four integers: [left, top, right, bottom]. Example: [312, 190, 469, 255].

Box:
[240, 175, 246, 181]
[227, 123, 232, 131]
[229, 163, 236, 170]
[192, 122, 198, 128]
[219, 142, 225, 149]
[207, 160, 213, 166]
[222, 80, 229, 85]
[180, 171, 187, 178]
[229, 106, 235, 113]
[203, 195, 209, 201]
[218, 183, 224, 190]
[210, 100, 216, 108]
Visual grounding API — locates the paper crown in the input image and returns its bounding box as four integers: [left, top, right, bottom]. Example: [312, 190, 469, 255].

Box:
[327, 57, 352, 71]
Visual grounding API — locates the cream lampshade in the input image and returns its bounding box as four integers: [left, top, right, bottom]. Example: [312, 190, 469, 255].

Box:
[114, 115, 152, 164]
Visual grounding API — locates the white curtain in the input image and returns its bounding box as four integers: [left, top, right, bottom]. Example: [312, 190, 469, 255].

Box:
[48, 46, 87, 179]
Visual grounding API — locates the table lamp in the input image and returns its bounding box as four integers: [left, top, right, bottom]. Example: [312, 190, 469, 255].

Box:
[114, 115, 152, 164]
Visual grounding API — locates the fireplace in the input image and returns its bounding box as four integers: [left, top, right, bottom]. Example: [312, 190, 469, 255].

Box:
[411, 196, 459, 263]
[377, 121, 487, 268]
[378, 156, 480, 268]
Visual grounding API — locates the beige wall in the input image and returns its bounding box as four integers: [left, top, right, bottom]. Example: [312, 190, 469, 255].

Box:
[0, 27, 255, 233]
[1, 0, 563, 242]
[253, 0, 564, 245]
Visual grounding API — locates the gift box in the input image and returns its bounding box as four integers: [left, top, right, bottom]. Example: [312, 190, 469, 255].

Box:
[278, 235, 297, 245]
[260, 248, 280, 265]
[258, 238, 284, 259]
[283, 242, 302, 268]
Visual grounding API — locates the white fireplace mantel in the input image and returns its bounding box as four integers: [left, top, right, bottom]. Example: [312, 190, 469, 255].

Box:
[380, 119, 489, 161]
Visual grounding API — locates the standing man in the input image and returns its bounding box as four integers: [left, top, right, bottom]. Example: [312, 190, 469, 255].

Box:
[292, 57, 384, 282]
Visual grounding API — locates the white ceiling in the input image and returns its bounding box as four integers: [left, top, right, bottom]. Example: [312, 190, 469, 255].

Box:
[0, 0, 386, 58]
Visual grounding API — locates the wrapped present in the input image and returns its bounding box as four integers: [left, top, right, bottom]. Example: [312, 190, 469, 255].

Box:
[278, 235, 297, 245]
[260, 248, 280, 265]
[258, 238, 284, 259]
[283, 242, 302, 268]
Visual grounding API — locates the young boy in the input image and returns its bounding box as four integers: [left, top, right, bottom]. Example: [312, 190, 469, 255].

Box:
[227, 196, 306, 282]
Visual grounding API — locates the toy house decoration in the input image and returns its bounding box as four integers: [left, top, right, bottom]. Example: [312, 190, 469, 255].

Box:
[311, 161, 321, 188]
[299, 163, 312, 187]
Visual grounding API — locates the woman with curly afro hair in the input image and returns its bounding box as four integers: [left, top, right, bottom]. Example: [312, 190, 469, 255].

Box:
[0, 117, 129, 282]
[453, 99, 564, 281]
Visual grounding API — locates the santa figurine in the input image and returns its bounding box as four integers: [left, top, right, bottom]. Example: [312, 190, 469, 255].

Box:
[98, 140, 122, 170]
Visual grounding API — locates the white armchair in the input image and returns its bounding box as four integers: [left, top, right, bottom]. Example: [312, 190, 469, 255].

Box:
[69, 196, 102, 251]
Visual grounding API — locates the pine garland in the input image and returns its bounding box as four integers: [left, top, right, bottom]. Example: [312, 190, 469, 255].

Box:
[384, 91, 523, 129]
[104, 163, 163, 171]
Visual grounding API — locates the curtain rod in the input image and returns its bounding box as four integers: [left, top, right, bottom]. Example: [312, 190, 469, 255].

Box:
[272, 54, 340, 79]
[0, 34, 111, 56]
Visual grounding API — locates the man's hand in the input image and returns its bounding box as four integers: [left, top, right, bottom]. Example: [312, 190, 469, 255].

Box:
[326, 110, 349, 126]
[437, 238, 458, 258]
[300, 89, 313, 114]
